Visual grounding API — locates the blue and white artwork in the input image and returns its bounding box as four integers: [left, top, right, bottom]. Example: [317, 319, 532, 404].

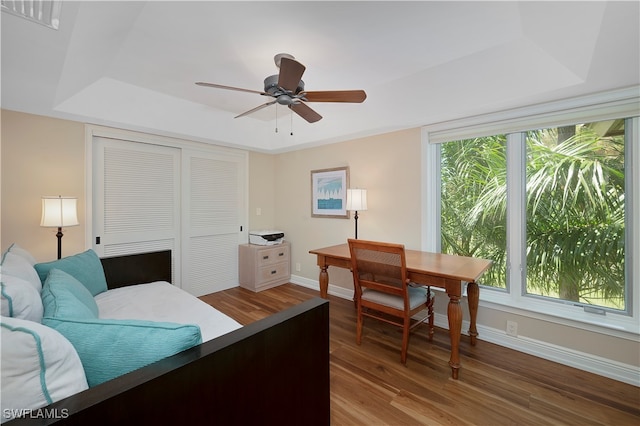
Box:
[316, 176, 344, 210]
[311, 167, 349, 218]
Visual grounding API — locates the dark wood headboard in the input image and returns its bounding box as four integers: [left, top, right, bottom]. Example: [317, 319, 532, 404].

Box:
[100, 249, 172, 289]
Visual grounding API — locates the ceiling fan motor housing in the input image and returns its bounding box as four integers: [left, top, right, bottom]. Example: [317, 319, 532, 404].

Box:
[264, 74, 305, 98]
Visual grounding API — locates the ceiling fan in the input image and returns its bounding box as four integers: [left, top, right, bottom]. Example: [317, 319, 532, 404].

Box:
[196, 53, 366, 123]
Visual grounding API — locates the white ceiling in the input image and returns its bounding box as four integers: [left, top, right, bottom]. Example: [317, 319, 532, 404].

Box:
[2, 1, 639, 152]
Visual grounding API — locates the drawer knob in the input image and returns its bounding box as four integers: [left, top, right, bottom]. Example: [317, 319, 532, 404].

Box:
[263, 255, 269, 260]
[278, 252, 284, 257]
[271, 270, 277, 274]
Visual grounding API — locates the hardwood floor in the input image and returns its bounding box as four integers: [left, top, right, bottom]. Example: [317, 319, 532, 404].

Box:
[200, 284, 640, 425]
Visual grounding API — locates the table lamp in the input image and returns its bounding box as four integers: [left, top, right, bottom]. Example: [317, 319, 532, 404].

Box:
[346, 189, 367, 239]
[41, 195, 79, 259]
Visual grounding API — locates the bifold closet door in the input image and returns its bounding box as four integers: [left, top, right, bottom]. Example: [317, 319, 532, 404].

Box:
[182, 150, 246, 296]
[92, 137, 181, 286]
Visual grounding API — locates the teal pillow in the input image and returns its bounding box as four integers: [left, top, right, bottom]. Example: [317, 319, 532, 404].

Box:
[35, 250, 108, 296]
[42, 317, 202, 387]
[41, 269, 99, 319]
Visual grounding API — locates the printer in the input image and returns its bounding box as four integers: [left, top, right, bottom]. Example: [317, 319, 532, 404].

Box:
[249, 230, 285, 245]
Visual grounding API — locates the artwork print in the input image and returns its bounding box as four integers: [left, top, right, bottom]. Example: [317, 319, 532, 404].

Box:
[311, 167, 349, 218]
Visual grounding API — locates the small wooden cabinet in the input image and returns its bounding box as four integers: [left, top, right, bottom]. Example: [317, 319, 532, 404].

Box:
[239, 242, 291, 292]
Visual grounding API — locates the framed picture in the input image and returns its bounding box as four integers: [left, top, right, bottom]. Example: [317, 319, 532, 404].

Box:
[311, 167, 350, 218]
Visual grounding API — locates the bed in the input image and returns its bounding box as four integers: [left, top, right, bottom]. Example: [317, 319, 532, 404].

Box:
[4, 250, 330, 425]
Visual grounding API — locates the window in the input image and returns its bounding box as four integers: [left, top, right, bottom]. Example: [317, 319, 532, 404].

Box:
[424, 89, 639, 334]
[525, 122, 626, 311]
[441, 135, 507, 290]
[441, 122, 627, 311]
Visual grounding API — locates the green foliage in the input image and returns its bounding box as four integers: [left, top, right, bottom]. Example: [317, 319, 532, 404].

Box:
[441, 125, 625, 309]
[441, 135, 508, 288]
[525, 127, 625, 307]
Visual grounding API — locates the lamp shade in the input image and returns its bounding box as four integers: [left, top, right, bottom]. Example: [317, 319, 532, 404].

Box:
[346, 189, 368, 211]
[41, 196, 79, 227]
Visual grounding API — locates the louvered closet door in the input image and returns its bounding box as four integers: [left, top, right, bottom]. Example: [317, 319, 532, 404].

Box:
[93, 137, 181, 285]
[182, 149, 246, 296]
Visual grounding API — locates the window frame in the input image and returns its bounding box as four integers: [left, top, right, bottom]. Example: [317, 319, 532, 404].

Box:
[421, 88, 639, 339]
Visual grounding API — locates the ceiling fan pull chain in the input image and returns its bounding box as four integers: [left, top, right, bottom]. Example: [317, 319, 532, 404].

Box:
[290, 110, 294, 136]
[275, 104, 278, 133]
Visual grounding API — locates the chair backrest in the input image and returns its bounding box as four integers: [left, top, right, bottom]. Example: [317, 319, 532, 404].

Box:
[347, 239, 409, 300]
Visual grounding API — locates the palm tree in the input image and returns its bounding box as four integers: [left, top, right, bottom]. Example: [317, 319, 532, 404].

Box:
[441, 135, 508, 288]
[525, 127, 625, 306]
[441, 125, 625, 308]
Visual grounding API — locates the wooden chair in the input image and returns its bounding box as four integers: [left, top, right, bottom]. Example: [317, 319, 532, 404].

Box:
[347, 238, 435, 364]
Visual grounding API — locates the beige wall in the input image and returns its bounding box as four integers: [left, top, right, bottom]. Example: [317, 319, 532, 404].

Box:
[1, 110, 86, 262]
[2, 109, 638, 374]
[247, 151, 277, 231]
[273, 128, 422, 290]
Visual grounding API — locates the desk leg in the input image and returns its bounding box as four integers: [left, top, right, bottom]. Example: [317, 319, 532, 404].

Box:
[319, 265, 329, 299]
[467, 282, 479, 346]
[447, 294, 462, 380]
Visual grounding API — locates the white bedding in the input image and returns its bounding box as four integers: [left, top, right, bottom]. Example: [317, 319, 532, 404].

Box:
[94, 281, 242, 342]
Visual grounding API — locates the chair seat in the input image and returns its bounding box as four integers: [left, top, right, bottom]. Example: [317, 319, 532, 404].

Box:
[362, 286, 428, 310]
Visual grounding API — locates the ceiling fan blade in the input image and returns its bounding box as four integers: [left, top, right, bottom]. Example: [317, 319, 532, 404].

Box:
[303, 90, 367, 103]
[235, 100, 277, 118]
[196, 82, 268, 96]
[278, 57, 306, 93]
[289, 102, 322, 123]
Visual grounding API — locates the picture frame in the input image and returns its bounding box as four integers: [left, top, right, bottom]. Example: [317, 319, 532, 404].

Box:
[311, 167, 350, 218]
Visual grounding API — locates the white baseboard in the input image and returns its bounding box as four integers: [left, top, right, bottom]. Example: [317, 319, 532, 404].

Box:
[291, 274, 354, 299]
[433, 313, 640, 387]
[290, 274, 640, 387]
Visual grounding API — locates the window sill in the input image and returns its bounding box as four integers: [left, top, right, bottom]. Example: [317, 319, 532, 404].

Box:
[478, 287, 639, 340]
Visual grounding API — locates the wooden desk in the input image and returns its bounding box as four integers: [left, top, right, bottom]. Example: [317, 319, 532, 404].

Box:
[309, 243, 492, 379]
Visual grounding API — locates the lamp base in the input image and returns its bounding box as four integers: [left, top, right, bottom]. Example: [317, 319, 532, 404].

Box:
[354, 211, 359, 239]
[56, 227, 63, 259]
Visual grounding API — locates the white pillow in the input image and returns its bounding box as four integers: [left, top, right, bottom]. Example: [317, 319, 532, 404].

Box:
[0, 275, 44, 322]
[1, 252, 42, 292]
[0, 316, 88, 423]
[7, 243, 37, 266]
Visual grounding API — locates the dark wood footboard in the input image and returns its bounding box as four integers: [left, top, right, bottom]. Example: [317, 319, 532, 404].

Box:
[9, 297, 330, 425]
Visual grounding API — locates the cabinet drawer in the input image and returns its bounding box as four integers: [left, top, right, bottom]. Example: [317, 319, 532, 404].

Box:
[257, 262, 290, 282]
[256, 245, 289, 267]
[238, 242, 291, 292]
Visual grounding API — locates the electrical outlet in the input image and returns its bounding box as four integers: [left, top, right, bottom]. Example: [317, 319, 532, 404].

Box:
[256, 207, 262, 216]
[506, 320, 518, 337]
[295, 262, 301, 272]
